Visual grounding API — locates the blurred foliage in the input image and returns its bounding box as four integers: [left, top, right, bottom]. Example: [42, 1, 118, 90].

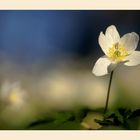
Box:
[26, 108, 89, 130]
[25, 108, 140, 130]
[95, 108, 140, 130]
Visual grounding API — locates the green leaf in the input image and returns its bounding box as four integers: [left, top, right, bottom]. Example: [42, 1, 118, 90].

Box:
[53, 112, 73, 125]
[95, 119, 114, 126]
[126, 117, 140, 130]
[129, 109, 140, 119]
[114, 110, 124, 124]
[104, 111, 115, 119]
[28, 121, 82, 130]
[26, 109, 90, 130]
[99, 125, 126, 130]
[73, 109, 89, 122]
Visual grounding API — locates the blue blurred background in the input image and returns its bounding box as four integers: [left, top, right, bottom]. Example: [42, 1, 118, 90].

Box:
[0, 11, 139, 66]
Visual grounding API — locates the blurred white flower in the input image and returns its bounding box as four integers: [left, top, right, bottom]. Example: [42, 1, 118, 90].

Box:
[0, 81, 27, 108]
[92, 25, 140, 76]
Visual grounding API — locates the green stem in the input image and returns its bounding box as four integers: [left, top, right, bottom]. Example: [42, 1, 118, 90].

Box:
[104, 71, 114, 116]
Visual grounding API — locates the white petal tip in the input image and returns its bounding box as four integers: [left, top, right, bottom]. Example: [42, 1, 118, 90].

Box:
[106, 25, 117, 31]
[124, 51, 140, 66]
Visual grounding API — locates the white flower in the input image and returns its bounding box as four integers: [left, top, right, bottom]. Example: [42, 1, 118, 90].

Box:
[92, 25, 140, 76]
[0, 81, 27, 108]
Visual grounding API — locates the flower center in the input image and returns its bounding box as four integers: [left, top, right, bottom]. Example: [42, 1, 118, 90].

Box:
[8, 88, 22, 104]
[107, 43, 128, 62]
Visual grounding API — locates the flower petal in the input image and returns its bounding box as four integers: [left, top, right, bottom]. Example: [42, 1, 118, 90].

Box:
[124, 51, 140, 66]
[98, 32, 111, 55]
[105, 25, 120, 44]
[92, 56, 117, 76]
[120, 32, 139, 53]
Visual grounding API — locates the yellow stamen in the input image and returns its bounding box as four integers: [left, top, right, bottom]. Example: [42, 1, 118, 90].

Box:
[107, 43, 128, 62]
